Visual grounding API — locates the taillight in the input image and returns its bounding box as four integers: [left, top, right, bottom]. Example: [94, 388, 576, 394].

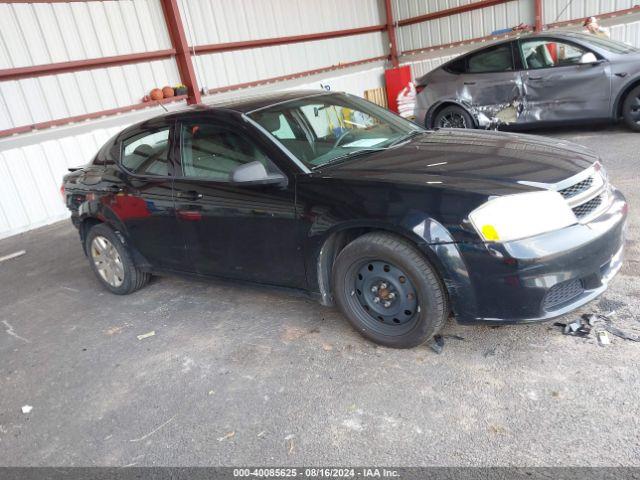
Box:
[60, 184, 65, 203]
[415, 84, 426, 94]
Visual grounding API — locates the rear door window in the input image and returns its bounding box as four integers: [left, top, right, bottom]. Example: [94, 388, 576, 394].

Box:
[121, 129, 171, 176]
[467, 44, 514, 73]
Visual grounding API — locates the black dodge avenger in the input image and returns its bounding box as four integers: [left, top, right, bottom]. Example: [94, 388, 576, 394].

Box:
[62, 91, 627, 348]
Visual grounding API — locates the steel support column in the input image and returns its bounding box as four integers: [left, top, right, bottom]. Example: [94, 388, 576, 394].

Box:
[384, 0, 400, 68]
[534, 0, 543, 31]
[159, 0, 201, 104]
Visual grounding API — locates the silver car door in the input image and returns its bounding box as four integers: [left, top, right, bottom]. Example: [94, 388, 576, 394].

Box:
[456, 42, 526, 127]
[518, 38, 611, 123]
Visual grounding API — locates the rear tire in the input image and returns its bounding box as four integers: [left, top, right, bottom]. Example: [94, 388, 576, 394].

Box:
[332, 232, 448, 348]
[622, 85, 640, 132]
[433, 105, 474, 129]
[85, 223, 150, 295]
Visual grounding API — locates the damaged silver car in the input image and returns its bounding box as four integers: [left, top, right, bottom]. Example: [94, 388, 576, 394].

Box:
[415, 31, 640, 131]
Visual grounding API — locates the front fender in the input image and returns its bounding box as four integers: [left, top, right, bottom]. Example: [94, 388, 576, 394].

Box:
[400, 215, 477, 322]
[310, 216, 478, 321]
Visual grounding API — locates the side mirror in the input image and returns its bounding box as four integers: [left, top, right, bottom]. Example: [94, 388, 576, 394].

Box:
[579, 52, 599, 64]
[230, 160, 287, 186]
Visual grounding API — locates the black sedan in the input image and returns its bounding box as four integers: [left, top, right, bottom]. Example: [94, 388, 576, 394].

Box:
[62, 91, 627, 348]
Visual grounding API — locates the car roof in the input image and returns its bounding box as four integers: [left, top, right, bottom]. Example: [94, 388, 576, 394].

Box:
[432, 29, 595, 71]
[122, 90, 338, 136]
[210, 89, 332, 113]
[166, 89, 333, 118]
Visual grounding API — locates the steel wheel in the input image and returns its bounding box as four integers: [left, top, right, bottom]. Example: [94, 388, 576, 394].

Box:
[90, 235, 124, 288]
[439, 112, 468, 128]
[353, 260, 419, 335]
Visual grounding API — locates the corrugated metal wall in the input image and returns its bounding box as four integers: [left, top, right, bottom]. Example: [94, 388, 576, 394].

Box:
[178, 0, 388, 91]
[609, 18, 640, 45]
[0, 0, 180, 131]
[393, 0, 534, 53]
[542, 0, 637, 24]
[0, 127, 120, 237]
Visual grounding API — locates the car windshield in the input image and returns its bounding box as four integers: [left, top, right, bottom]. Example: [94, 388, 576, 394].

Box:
[248, 93, 422, 169]
[570, 32, 639, 54]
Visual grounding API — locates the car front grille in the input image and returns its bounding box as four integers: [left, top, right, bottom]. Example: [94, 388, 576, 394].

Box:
[559, 176, 593, 199]
[572, 194, 603, 219]
[543, 279, 585, 310]
[557, 165, 609, 223]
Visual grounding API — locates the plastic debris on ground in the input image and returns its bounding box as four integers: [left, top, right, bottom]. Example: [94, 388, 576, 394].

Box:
[0, 250, 26, 263]
[136, 331, 155, 340]
[428, 335, 445, 354]
[21, 405, 33, 414]
[217, 431, 235, 442]
[596, 330, 611, 346]
[555, 311, 640, 345]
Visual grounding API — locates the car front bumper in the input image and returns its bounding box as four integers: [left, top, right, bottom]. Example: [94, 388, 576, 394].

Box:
[450, 188, 627, 324]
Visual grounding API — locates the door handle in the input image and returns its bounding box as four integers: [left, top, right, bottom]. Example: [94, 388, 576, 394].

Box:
[177, 190, 203, 201]
[463, 81, 476, 85]
[528, 75, 543, 80]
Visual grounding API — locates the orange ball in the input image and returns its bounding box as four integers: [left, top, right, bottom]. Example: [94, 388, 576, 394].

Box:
[162, 86, 175, 98]
[150, 88, 163, 101]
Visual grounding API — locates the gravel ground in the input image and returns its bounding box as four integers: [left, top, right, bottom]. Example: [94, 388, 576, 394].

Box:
[0, 124, 639, 467]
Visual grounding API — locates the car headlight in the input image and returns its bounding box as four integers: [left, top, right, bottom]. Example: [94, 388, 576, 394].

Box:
[469, 191, 577, 242]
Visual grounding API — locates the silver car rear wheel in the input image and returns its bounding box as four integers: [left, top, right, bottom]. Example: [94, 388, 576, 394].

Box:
[433, 105, 474, 129]
[440, 112, 468, 128]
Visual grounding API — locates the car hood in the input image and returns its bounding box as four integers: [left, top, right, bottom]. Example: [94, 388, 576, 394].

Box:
[318, 129, 599, 195]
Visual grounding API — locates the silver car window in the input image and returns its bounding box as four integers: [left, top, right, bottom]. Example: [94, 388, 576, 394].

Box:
[467, 44, 514, 73]
[520, 39, 589, 69]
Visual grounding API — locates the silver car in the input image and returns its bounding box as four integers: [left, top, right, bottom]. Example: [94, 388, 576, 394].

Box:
[415, 31, 640, 131]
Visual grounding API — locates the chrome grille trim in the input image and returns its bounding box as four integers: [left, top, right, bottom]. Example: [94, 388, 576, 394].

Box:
[572, 194, 603, 219]
[554, 163, 610, 224]
[559, 176, 593, 199]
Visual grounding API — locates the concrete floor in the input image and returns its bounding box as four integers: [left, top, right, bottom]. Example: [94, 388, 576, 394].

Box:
[1, 124, 639, 467]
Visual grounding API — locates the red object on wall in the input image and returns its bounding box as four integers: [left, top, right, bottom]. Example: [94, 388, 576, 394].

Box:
[384, 66, 412, 113]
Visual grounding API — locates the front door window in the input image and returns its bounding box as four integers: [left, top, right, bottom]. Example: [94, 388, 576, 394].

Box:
[520, 39, 590, 69]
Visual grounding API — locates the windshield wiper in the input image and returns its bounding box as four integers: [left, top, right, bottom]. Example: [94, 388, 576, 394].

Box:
[387, 129, 424, 147]
[312, 147, 386, 170]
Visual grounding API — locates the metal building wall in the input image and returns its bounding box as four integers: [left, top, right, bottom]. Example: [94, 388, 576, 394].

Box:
[609, 18, 640, 45]
[0, 126, 120, 238]
[542, 0, 637, 24]
[0, 102, 187, 240]
[0, 0, 181, 131]
[178, 0, 388, 91]
[402, 53, 460, 79]
[393, 0, 534, 53]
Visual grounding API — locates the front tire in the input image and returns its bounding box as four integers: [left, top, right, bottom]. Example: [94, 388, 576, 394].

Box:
[622, 85, 640, 132]
[332, 232, 448, 348]
[433, 105, 474, 129]
[85, 223, 150, 295]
